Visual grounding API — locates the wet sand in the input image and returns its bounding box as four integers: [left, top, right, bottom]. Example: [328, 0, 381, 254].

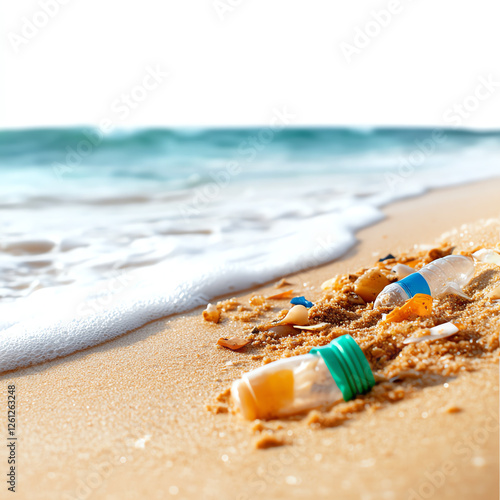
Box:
[2, 178, 500, 500]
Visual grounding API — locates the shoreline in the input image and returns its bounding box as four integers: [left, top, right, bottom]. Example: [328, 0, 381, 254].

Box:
[2, 178, 500, 500]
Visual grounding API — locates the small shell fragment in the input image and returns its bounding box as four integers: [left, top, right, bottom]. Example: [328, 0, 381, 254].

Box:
[203, 303, 221, 323]
[488, 284, 500, 300]
[267, 290, 294, 300]
[217, 336, 251, 350]
[280, 305, 309, 326]
[293, 322, 329, 331]
[473, 248, 500, 266]
[403, 322, 459, 344]
[275, 278, 292, 288]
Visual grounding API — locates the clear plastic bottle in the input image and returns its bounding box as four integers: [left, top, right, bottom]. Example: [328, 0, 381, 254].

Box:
[231, 334, 375, 420]
[374, 255, 474, 309]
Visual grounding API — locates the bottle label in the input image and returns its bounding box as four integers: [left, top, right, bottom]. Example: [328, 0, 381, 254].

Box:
[398, 272, 431, 298]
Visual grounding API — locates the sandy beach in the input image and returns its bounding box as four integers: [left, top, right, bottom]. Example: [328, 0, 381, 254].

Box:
[2, 178, 500, 500]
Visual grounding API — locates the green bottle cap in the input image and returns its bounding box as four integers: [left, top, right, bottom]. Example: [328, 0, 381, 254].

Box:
[310, 334, 375, 401]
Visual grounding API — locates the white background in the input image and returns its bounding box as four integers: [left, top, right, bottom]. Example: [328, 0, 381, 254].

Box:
[2, 0, 499, 128]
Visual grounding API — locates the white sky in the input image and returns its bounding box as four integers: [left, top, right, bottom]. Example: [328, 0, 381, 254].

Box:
[2, 0, 500, 129]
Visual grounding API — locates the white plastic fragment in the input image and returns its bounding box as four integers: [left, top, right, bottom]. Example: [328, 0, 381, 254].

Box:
[403, 322, 459, 345]
[391, 263, 416, 280]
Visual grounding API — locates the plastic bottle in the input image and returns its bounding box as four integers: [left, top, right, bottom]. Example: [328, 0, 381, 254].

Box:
[374, 255, 474, 309]
[230, 334, 375, 420]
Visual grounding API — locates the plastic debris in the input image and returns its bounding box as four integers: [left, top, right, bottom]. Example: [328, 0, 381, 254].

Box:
[473, 248, 500, 265]
[217, 336, 251, 350]
[203, 303, 220, 323]
[290, 296, 314, 308]
[391, 263, 416, 280]
[293, 322, 329, 331]
[379, 253, 395, 262]
[375, 255, 474, 308]
[267, 290, 294, 300]
[280, 305, 309, 326]
[403, 322, 459, 344]
[230, 335, 374, 420]
[381, 294, 433, 324]
[354, 268, 391, 303]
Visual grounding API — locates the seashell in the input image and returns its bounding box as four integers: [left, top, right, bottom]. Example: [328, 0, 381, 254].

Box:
[280, 305, 309, 326]
[473, 248, 500, 265]
[217, 336, 250, 350]
[354, 268, 391, 303]
[267, 290, 294, 300]
[203, 303, 220, 323]
[293, 322, 329, 331]
[275, 278, 292, 288]
[403, 322, 459, 344]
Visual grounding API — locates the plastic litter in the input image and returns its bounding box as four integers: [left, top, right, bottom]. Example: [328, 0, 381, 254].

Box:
[379, 253, 395, 262]
[391, 263, 416, 280]
[375, 255, 474, 308]
[230, 334, 375, 420]
[380, 294, 433, 324]
[290, 296, 314, 308]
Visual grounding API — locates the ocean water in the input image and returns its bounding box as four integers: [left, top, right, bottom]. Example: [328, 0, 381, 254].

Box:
[0, 127, 499, 371]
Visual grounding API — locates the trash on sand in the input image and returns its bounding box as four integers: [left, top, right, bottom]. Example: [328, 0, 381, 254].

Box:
[290, 296, 314, 308]
[375, 255, 474, 308]
[354, 268, 391, 303]
[403, 322, 459, 344]
[379, 253, 395, 262]
[217, 336, 251, 350]
[473, 248, 500, 266]
[391, 263, 416, 280]
[293, 322, 329, 331]
[203, 303, 221, 323]
[230, 334, 375, 420]
[267, 290, 295, 300]
[381, 294, 433, 324]
[280, 305, 309, 326]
